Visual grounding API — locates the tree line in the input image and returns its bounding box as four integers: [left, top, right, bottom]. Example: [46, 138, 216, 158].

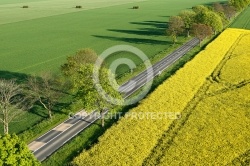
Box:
[167, 0, 250, 46]
[0, 49, 121, 165]
[0, 49, 122, 135]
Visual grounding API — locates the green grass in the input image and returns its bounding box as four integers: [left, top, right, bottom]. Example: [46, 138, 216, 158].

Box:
[0, 0, 226, 75]
[0, 106, 47, 134]
[230, 6, 250, 29]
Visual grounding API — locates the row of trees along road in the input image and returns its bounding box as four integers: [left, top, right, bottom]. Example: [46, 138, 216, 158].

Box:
[0, 83, 41, 165]
[0, 49, 123, 135]
[167, 0, 250, 46]
[0, 48, 123, 165]
[0, 73, 63, 135]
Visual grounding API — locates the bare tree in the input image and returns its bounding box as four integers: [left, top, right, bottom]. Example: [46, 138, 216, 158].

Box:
[0, 79, 30, 134]
[28, 73, 62, 119]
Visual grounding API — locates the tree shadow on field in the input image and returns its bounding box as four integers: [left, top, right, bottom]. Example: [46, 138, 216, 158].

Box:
[0, 70, 29, 84]
[159, 15, 171, 18]
[0, 70, 69, 118]
[108, 28, 164, 36]
[29, 106, 48, 119]
[93, 20, 169, 45]
[203, 1, 227, 6]
[130, 20, 167, 29]
[92, 35, 170, 45]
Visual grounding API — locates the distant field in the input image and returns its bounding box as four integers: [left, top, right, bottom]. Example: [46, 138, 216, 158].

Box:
[72, 29, 250, 165]
[230, 6, 250, 29]
[0, 0, 226, 75]
[0, 0, 147, 25]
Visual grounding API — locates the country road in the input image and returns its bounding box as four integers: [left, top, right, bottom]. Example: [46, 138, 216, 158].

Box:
[30, 38, 199, 161]
[119, 38, 199, 98]
[30, 111, 106, 161]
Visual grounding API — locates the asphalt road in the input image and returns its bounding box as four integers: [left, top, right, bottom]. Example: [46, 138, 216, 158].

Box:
[32, 111, 107, 161]
[119, 38, 200, 98]
[32, 38, 199, 161]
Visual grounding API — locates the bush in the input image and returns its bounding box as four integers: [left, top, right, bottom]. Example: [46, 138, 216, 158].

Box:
[22, 6, 29, 8]
[133, 6, 139, 9]
[76, 6, 82, 9]
[0, 134, 40, 165]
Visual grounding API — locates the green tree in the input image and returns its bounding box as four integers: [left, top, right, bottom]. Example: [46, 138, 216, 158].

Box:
[179, 10, 196, 37]
[62, 49, 123, 127]
[212, 3, 229, 25]
[229, 0, 250, 10]
[70, 64, 122, 127]
[0, 79, 32, 135]
[166, 16, 184, 44]
[205, 11, 223, 33]
[0, 134, 40, 165]
[61, 48, 99, 76]
[195, 11, 223, 34]
[192, 5, 209, 13]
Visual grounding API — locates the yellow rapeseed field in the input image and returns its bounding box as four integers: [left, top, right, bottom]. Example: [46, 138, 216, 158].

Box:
[72, 28, 250, 166]
[145, 28, 250, 165]
[220, 33, 250, 84]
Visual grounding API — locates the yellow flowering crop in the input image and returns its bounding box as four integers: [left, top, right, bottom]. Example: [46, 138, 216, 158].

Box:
[153, 29, 250, 165]
[72, 28, 249, 166]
